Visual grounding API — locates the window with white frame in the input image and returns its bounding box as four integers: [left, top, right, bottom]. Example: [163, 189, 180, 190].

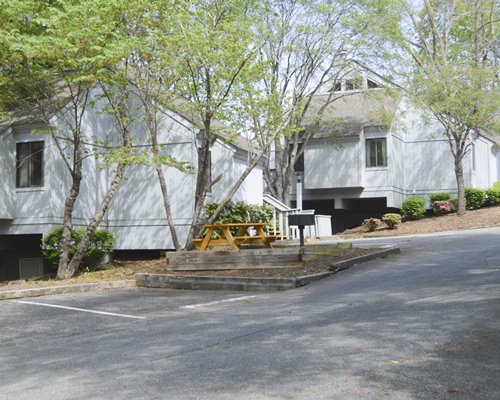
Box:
[16, 141, 44, 188]
[366, 138, 387, 167]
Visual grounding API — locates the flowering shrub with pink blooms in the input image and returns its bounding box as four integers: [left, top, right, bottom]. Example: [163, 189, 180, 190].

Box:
[382, 213, 402, 229]
[362, 217, 383, 232]
[432, 200, 453, 215]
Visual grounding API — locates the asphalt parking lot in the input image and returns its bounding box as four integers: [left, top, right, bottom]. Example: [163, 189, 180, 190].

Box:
[1, 229, 500, 400]
[4, 287, 266, 322]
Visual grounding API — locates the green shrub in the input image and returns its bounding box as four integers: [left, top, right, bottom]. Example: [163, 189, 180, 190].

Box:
[41, 226, 114, 270]
[362, 217, 383, 232]
[203, 201, 273, 224]
[401, 196, 426, 220]
[203, 201, 274, 236]
[248, 203, 274, 224]
[432, 200, 453, 215]
[430, 192, 451, 202]
[464, 188, 486, 210]
[486, 188, 500, 205]
[450, 198, 459, 212]
[382, 213, 402, 229]
[493, 181, 500, 190]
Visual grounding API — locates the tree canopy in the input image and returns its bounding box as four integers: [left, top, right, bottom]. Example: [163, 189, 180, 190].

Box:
[363, 0, 500, 213]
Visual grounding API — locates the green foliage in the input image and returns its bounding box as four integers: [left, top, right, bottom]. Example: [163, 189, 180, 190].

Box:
[361, 0, 500, 214]
[0, 0, 135, 109]
[203, 201, 273, 225]
[96, 146, 193, 173]
[382, 213, 402, 229]
[430, 192, 451, 202]
[450, 198, 459, 213]
[486, 188, 500, 205]
[432, 200, 453, 215]
[431, 193, 452, 215]
[492, 181, 500, 190]
[401, 196, 426, 220]
[164, 0, 265, 128]
[203, 201, 273, 237]
[41, 226, 113, 270]
[464, 188, 486, 210]
[248, 203, 274, 225]
[362, 217, 383, 232]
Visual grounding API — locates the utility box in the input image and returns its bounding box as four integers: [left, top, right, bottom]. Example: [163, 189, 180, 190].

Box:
[288, 214, 315, 227]
[288, 213, 316, 247]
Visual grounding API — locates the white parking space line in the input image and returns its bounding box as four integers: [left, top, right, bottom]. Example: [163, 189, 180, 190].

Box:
[13, 300, 146, 320]
[180, 295, 257, 310]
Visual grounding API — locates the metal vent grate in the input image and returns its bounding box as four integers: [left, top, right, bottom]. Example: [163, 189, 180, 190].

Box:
[19, 258, 44, 279]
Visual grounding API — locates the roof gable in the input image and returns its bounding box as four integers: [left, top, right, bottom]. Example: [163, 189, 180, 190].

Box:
[303, 89, 403, 137]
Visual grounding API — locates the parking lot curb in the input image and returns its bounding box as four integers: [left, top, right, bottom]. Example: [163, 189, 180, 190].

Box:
[0, 246, 400, 299]
[330, 245, 400, 271]
[0, 280, 136, 301]
[136, 245, 400, 291]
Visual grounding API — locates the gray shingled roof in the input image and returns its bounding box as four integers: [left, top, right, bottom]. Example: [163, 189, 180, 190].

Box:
[0, 89, 72, 133]
[166, 95, 252, 153]
[0, 89, 253, 153]
[302, 89, 403, 137]
[0, 107, 46, 132]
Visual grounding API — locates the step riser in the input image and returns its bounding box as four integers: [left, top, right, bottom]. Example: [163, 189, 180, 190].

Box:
[165, 244, 353, 271]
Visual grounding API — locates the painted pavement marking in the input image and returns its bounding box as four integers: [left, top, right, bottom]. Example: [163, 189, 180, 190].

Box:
[13, 300, 146, 320]
[180, 295, 258, 310]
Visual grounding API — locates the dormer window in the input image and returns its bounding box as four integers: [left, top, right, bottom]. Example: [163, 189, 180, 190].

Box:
[332, 81, 342, 92]
[330, 70, 385, 93]
[344, 78, 363, 91]
[367, 79, 381, 89]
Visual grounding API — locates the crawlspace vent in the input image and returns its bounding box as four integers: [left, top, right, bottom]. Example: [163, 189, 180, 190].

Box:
[19, 258, 44, 279]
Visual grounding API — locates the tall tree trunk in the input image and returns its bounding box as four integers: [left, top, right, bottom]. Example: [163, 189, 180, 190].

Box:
[57, 126, 84, 277]
[265, 138, 291, 205]
[186, 123, 282, 247]
[204, 153, 265, 226]
[455, 158, 466, 215]
[60, 92, 133, 279]
[194, 129, 283, 236]
[61, 162, 127, 278]
[151, 134, 182, 251]
[185, 127, 212, 248]
[57, 167, 82, 278]
[135, 87, 182, 251]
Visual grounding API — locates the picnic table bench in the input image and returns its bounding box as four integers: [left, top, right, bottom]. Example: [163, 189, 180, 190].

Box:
[192, 223, 277, 251]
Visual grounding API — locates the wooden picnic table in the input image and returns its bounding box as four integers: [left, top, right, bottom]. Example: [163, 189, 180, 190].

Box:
[192, 222, 277, 251]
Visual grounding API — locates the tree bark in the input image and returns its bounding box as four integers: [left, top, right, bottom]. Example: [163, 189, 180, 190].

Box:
[62, 161, 127, 278]
[53, 93, 88, 279]
[132, 81, 183, 251]
[60, 86, 133, 279]
[185, 129, 212, 249]
[455, 158, 466, 215]
[56, 147, 83, 278]
[204, 153, 265, 226]
[151, 132, 182, 251]
[185, 116, 283, 247]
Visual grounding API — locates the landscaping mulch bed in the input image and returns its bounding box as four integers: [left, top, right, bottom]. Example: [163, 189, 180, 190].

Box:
[0, 247, 378, 292]
[339, 205, 500, 237]
[165, 247, 378, 278]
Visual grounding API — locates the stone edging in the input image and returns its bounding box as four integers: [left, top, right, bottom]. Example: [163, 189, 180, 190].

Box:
[136, 245, 400, 291]
[0, 280, 136, 301]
